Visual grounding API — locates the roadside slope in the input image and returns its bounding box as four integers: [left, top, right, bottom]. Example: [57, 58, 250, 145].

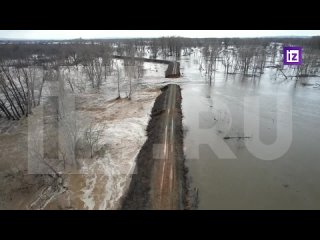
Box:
[121, 84, 186, 210]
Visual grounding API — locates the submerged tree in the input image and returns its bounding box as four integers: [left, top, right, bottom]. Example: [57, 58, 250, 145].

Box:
[84, 122, 105, 159]
[251, 47, 267, 76]
[202, 43, 221, 84]
[221, 48, 233, 74]
[238, 46, 255, 75]
[114, 61, 122, 99]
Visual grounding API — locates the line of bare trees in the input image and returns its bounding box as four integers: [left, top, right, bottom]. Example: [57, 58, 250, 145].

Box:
[201, 43, 221, 84]
[0, 41, 124, 120]
[2, 37, 320, 121]
[0, 60, 55, 120]
[200, 42, 270, 81]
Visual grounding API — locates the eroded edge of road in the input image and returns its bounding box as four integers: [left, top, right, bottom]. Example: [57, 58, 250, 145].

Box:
[120, 84, 190, 210]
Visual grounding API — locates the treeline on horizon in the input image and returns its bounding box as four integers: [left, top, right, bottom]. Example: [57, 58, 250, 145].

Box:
[1, 35, 319, 120]
[0, 36, 320, 62]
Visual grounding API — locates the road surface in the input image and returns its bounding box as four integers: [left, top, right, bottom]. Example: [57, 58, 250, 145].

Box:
[165, 62, 180, 78]
[150, 84, 181, 209]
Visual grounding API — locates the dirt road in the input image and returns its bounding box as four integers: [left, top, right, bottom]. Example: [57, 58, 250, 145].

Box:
[121, 84, 186, 210]
[150, 84, 180, 209]
[165, 62, 180, 78]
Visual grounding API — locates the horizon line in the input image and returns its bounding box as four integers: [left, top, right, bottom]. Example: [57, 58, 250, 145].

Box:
[0, 35, 318, 41]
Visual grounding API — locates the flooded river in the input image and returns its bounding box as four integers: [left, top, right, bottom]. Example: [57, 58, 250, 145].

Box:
[179, 52, 320, 209]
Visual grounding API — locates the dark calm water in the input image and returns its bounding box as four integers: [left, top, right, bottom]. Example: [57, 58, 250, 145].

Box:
[180, 52, 320, 209]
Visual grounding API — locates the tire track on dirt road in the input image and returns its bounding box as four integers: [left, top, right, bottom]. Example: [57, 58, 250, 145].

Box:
[151, 84, 179, 209]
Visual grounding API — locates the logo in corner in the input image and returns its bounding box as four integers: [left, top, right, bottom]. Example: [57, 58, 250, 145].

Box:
[283, 46, 302, 65]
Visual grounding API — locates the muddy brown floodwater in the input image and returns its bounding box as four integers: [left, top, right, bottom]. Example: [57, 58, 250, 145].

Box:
[179, 52, 320, 210]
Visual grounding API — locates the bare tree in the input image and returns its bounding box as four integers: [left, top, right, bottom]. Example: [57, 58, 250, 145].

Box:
[0, 65, 25, 119]
[221, 48, 233, 74]
[83, 58, 104, 90]
[295, 49, 320, 77]
[238, 46, 255, 75]
[150, 39, 159, 59]
[94, 58, 104, 89]
[125, 65, 135, 100]
[123, 42, 138, 99]
[83, 60, 95, 88]
[251, 47, 267, 77]
[136, 48, 144, 79]
[202, 44, 221, 84]
[84, 122, 106, 158]
[115, 61, 122, 99]
[101, 43, 112, 80]
[0, 60, 50, 120]
[74, 67, 87, 93]
[59, 106, 81, 170]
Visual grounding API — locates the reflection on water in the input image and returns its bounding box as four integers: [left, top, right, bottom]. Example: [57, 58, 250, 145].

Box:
[180, 53, 320, 209]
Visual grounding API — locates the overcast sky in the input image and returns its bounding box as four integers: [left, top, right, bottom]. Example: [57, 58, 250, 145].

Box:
[1, 30, 320, 40]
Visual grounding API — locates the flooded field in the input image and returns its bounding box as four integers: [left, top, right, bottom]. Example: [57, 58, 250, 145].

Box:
[1, 35, 320, 210]
[180, 53, 320, 209]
